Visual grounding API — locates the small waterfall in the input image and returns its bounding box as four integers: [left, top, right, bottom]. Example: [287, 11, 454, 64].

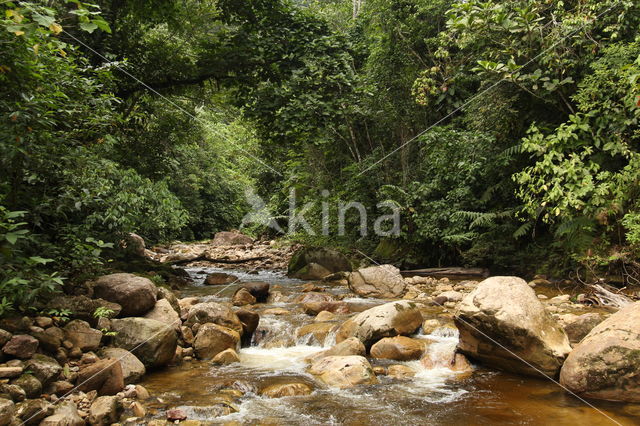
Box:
[251, 316, 295, 348]
[420, 327, 460, 369]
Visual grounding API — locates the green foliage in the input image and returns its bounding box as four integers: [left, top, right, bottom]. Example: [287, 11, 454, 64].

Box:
[0, 206, 63, 316]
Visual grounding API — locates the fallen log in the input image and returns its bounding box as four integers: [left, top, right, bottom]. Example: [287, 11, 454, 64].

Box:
[168, 253, 268, 265]
[400, 267, 489, 278]
[582, 283, 633, 309]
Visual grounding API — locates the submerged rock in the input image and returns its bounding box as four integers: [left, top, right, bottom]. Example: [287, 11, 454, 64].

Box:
[261, 382, 313, 398]
[93, 273, 157, 317]
[560, 301, 640, 402]
[336, 300, 422, 347]
[454, 276, 571, 377]
[308, 355, 378, 388]
[347, 265, 406, 298]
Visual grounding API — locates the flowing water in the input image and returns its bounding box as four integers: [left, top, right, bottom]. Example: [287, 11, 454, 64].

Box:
[139, 268, 640, 425]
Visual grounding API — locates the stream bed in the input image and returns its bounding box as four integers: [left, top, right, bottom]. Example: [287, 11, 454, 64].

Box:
[139, 268, 640, 425]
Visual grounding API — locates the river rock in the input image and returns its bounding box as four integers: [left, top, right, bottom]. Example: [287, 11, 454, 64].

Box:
[304, 337, 366, 364]
[308, 355, 378, 388]
[288, 247, 352, 280]
[193, 324, 240, 360]
[204, 272, 238, 286]
[370, 336, 424, 361]
[336, 301, 423, 346]
[64, 320, 103, 352]
[16, 398, 53, 425]
[0, 383, 26, 402]
[211, 348, 240, 365]
[77, 358, 124, 396]
[144, 299, 181, 329]
[24, 354, 61, 386]
[347, 265, 406, 298]
[88, 395, 121, 425]
[315, 311, 336, 322]
[11, 374, 42, 398]
[211, 231, 253, 246]
[40, 401, 84, 426]
[261, 382, 313, 398]
[0, 398, 14, 425]
[165, 408, 186, 421]
[93, 273, 157, 317]
[558, 313, 604, 345]
[111, 318, 177, 367]
[0, 367, 22, 379]
[303, 301, 348, 315]
[2, 334, 38, 359]
[454, 276, 572, 377]
[0, 330, 11, 348]
[235, 309, 259, 343]
[241, 282, 270, 302]
[100, 348, 146, 384]
[559, 301, 640, 402]
[232, 288, 256, 306]
[184, 303, 243, 335]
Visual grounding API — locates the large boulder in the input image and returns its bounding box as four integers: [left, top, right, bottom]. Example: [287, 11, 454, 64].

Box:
[288, 247, 352, 280]
[184, 302, 243, 335]
[559, 301, 640, 402]
[193, 324, 240, 360]
[144, 299, 180, 330]
[100, 348, 146, 384]
[308, 356, 378, 388]
[454, 276, 571, 377]
[336, 301, 422, 347]
[347, 265, 406, 298]
[93, 273, 157, 317]
[211, 231, 253, 246]
[111, 318, 177, 367]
